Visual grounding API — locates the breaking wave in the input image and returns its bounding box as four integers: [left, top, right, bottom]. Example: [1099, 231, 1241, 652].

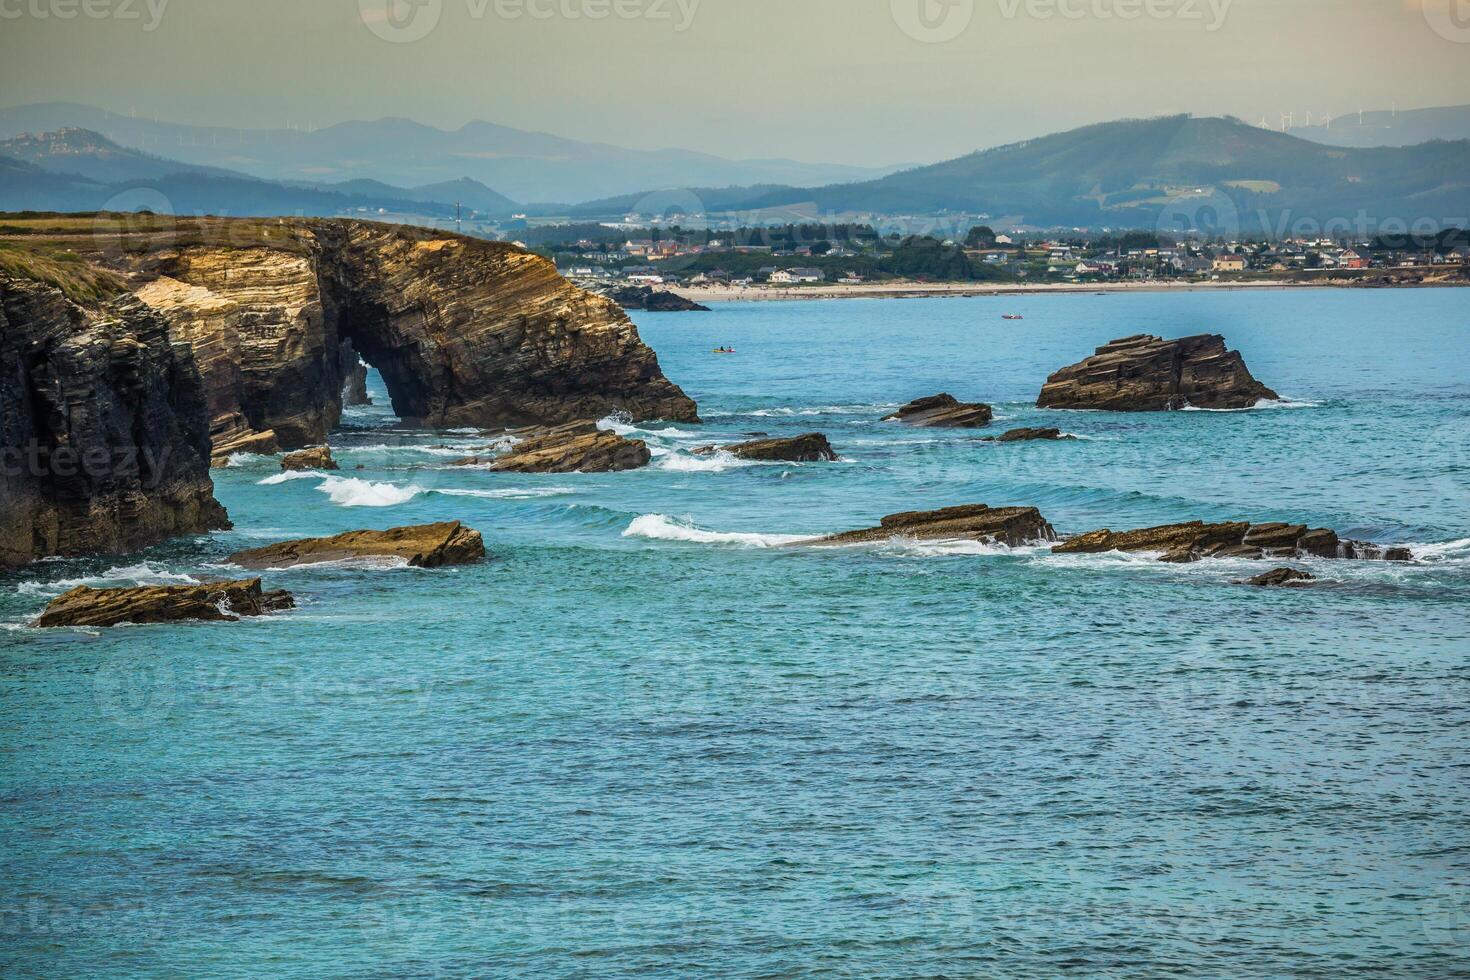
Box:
[315, 477, 423, 508]
[623, 515, 812, 548]
[16, 562, 201, 598]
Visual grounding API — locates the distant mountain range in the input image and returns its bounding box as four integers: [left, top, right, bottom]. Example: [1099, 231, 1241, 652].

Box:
[1291, 104, 1470, 149]
[0, 128, 516, 219]
[578, 116, 1470, 233]
[0, 103, 903, 204]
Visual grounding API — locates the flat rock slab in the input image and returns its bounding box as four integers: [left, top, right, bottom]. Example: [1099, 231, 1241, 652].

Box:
[1242, 567, 1317, 587]
[983, 427, 1075, 443]
[1037, 333, 1279, 411]
[229, 521, 486, 570]
[693, 433, 837, 462]
[884, 394, 994, 428]
[816, 504, 1056, 548]
[472, 421, 651, 473]
[34, 579, 294, 628]
[1053, 521, 1412, 563]
[282, 446, 339, 471]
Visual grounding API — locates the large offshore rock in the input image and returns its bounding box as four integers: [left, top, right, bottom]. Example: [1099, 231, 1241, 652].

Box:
[281, 446, 338, 471]
[1, 278, 230, 570]
[817, 504, 1056, 548]
[1037, 334, 1279, 411]
[471, 421, 651, 473]
[606, 285, 710, 312]
[229, 521, 486, 570]
[1053, 520, 1412, 563]
[130, 221, 698, 449]
[693, 433, 837, 462]
[34, 578, 293, 628]
[884, 394, 994, 428]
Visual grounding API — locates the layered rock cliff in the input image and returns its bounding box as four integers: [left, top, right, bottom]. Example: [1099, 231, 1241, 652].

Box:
[0, 277, 229, 570]
[130, 221, 699, 449]
[1038, 334, 1279, 411]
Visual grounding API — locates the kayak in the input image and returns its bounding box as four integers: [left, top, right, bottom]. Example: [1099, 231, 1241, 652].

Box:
[713, 349, 737, 354]
[1002, 314, 1024, 320]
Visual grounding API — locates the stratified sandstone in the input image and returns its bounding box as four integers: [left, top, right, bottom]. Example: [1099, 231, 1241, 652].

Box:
[1037, 334, 1279, 411]
[281, 446, 338, 471]
[470, 421, 650, 473]
[1053, 521, 1412, 563]
[693, 433, 837, 462]
[1, 277, 230, 570]
[229, 521, 485, 570]
[983, 427, 1074, 443]
[817, 504, 1056, 548]
[884, 394, 994, 428]
[34, 578, 292, 628]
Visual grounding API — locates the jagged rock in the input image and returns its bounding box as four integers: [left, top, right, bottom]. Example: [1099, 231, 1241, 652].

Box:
[122, 219, 697, 449]
[817, 504, 1055, 547]
[340, 342, 373, 406]
[281, 446, 338, 471]
[983, 427, 1075, 443]
[209, 427, 279, 467]
[228, 521, 485, 570]
[884, 394, 994, 428]
[33, 579, 293, 628]
[1242, 568, 1316, 587]
[1037, 334, 1279, 411]
[1053, 520, 1412, 563]
[1, 278, 230, 570]
[464, 421, 651, 473]
[606, 286, 711, 312]
[693, 433, 837, 462]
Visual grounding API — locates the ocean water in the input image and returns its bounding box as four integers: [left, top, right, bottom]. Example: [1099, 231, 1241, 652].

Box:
[2, 287, 1468, 978]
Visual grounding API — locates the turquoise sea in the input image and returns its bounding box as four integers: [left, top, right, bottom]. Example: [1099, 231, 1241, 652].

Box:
[2, 287, 1468, 977]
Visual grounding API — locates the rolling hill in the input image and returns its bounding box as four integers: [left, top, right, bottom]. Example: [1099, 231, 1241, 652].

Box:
[1293, 104, 1470, 149]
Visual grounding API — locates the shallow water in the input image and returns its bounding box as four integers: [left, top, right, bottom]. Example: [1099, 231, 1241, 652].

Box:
[2, 288, 1468, 977]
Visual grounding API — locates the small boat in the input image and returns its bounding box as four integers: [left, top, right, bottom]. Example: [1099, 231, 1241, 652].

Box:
[1002, 314, 1024, 321]
[712, 348, 737, 354]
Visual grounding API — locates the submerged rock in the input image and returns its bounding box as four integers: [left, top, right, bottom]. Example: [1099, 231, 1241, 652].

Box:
[281, 446, 339, 472]
[475, 421, 651, 473]
[1242, 567, 1316, 587]
[34, 579, 293, 628]
[817, 504, 1056, 548]
[884, 394, 994, 428]
[228, 521, 486, 570]
[1053, 521, 1412, 564]
[983, 427, 1075, 443]
[1037, 334, 1279, 411]
[693, 433, 837, 462]
[605, 286, 711, 312]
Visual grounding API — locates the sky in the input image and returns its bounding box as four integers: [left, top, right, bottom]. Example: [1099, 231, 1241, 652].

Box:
[1, 0, 1468, 167]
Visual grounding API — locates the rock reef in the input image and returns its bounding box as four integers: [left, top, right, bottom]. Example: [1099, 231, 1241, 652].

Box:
[1, 277, 230, 570]
[1037, 334, 1279, 411]
[1242, 567, 1316, 587]
[34, 578, 293, 628]
[884, 394, 994, 428]
[983, 427, 1074, 443]
[229, 521, 486, 570]
[817, 504, 1056, 548]
[693, 433, 837, 462]
[466, 421, 651, 473]
[1053, 521, 1412, 563]
[281, 446, 338, 471]
[605, 285, 711, 312]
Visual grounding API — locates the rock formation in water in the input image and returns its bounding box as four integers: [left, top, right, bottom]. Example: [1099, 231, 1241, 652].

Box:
[818, 504, 1056, 548]
[694, 433, 837, 462]
[605, 285, 711, 312]
[34, 578, 293, 628]
[1053, 521, 1412, 563]
[462, 420, 651, 473]
[1038, 334, 1279, 411]
[1242, 567, 1316, 587]
[1, 277, 230, 570]
[125, 220, 697, 450]
[983, 427, 1074, 443]
[884, 394, 994, 428]
[281, 446, 338, 471]
[229, 521, 486, 570]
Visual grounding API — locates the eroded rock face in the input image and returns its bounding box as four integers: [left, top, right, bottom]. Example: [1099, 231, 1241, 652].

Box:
[817, 504, 1056, 547]
[1, 278, 230, 570]
[1038, 334, 1279, 411]
[281, 446, 338, 471]
[884, 394, 994, 428]
[229, 521, 486, 570]
[1053, 521, 1412, 563]
[133, 222, 699, 449]
[983, 427, 1074, 443]
[34, 578, 292, 628]
[693, 433, 837, 462]
[468, 421, 651, 473]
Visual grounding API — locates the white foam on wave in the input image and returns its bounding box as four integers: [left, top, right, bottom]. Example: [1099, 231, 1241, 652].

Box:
[316, 476, 422, 507]
[433, 487, 577, 500]
[1403, 537, 1470, 562]
[597, 416, 701, 440]
[225, 452, 272, 467]
[1182, 398, 1322, 413]
[16, 562, 200, 598]
[257, 470, 328, 486]
[708, 403, 900, 419]
[655, 450, 760, 473]
[623, 514, 812, 548]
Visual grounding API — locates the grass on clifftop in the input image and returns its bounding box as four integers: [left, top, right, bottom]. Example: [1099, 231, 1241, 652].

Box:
[0, 242, 130, 305]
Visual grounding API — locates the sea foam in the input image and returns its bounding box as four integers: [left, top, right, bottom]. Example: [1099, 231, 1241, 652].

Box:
[623, 515, 811, 548]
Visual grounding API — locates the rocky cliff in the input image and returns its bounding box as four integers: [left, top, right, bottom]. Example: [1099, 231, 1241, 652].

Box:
[130, 221, 698, 449]
[0, 277, 229, 570]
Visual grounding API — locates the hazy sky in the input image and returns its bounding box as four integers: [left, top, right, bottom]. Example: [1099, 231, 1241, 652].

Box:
[2, 0, 1468, 166]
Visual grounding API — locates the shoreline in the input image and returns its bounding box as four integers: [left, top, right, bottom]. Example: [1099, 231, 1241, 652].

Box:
[674, 276, 1468, 304]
